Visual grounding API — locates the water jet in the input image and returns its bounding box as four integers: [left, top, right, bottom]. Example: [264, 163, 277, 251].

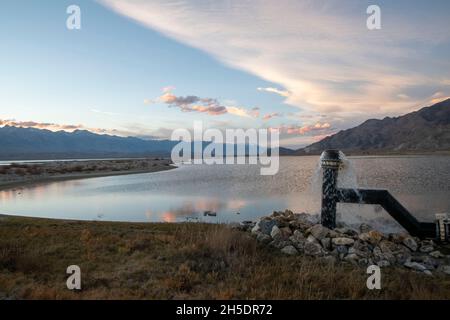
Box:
[319, 149, 449, 242]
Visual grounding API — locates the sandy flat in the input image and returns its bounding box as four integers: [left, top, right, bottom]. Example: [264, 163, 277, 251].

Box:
[0, 158, 176, 191]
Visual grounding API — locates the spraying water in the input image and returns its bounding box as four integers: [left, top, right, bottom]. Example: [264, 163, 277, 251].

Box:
[315, 151, 405, 233]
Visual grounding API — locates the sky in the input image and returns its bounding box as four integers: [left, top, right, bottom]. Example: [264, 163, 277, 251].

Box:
[1, 0, 450, 148]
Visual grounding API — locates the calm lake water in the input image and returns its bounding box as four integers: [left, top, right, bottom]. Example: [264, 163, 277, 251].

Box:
[1, 156, 449, 230]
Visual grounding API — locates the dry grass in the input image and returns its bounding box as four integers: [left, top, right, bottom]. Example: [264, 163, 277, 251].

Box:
[0, 215, 449, 300]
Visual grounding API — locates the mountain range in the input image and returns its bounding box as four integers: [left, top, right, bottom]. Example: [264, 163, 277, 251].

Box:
[0, 126, 178, 160]
[0, 99, 449, 159]
[297, 98, 450, 154]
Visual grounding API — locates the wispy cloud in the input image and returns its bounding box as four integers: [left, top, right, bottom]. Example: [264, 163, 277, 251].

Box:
[100, 0, 450, 125]
[262, 112, 282, 121]
[429, 91, 450, 104]
[257, 87, 290, 97]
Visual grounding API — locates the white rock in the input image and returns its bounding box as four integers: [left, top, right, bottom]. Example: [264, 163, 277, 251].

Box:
[439, 265, 450, 275]
[307, 234, 319, 243]
[404, 261, 427, 272]
[270, 225, 281, 240]
[419, 244, 434, 253]
[402, 237, 418, 252]
[281, 245, 298, 255]
[251, 224, 260, 234]
[307, 224, 330, 241]
[429, 251, 444, 259]
[377, 260, 391, 268]
[332, 237, 355, 246]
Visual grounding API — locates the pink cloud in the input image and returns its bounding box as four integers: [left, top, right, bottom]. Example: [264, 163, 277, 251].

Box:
[156, 89, 259, 118]
[263, 112, 282, 121]
[271, 122, 331, 135]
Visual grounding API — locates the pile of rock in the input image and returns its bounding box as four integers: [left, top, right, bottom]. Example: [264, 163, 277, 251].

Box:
[239, 210, 450, 276]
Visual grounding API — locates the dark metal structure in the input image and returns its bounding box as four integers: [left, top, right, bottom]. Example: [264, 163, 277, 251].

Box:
[320, 149, 449, 241]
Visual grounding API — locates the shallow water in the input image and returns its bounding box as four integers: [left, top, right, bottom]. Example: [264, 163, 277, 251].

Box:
[0, 156, 449, 230]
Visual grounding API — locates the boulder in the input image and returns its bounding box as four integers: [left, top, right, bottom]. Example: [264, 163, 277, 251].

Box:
[379, 240, 397, 253]
[377, 260, 391, 268]
[289, 230, 306, 251]
[255, 219, 278, 235]
[304, 242, 323, 256]
[404, 261, 428, 272]
[328, 230, 341, 238]
[256, 233, 272, 244]
[419, 240, 434, 253]
[429, 251, 444, 259]
[359, 230, 384, 245]
[306, 234, 319, 244]
[281, 245, 298, 256]
[270, 225, 282, 240]
[388, 233, 407, 244]
[335, 245, 348, 255]
[320, 237, 332, 250]
[352, 240, 372, 258]
[395, 251, 412, 265]
[412, 255, 439, 270]
[307, 224, 330, 241]
[373, 246, 396, 264]
[402, 237, 418, 252]
[272, 216, 290, 228]
[269, 239, 292, 249]
[344, 253, 359, 265]
[332, 237, 355, 246]
[438, 265, 450, 275]
[292, 229, 305, 239]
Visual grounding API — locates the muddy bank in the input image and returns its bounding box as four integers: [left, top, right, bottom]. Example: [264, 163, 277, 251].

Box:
[0, 158, 175, 190]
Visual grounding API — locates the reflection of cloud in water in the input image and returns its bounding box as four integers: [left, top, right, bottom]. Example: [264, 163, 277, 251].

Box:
[146, 197, 249, 222]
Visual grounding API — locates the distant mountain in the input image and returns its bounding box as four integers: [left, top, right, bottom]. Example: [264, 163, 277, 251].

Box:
[0, 125, 293, 160]
[6, 99, 446, 160]
[297, 99, 450, 154]
[0, 126, 178, 160]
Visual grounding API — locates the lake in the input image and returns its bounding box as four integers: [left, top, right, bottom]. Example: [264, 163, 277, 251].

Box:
[0, 156, 449, 231]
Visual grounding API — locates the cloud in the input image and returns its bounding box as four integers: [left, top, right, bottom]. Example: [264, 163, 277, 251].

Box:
[429, 91, 450, 104]
[262, 112, 282, 121]
[257, 87, 290, 97]
[162, 86, 176, 93]
[100, 0, 450, 124]
[0, 119, 108, 134]
[0, 118, 178, 141]
[227, 106, 260, 118]
[156, 88, 259, 118]
[271, 122, 331, 135]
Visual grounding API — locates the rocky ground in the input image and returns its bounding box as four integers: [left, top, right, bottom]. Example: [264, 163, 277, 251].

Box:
[239, 210, 450, 276]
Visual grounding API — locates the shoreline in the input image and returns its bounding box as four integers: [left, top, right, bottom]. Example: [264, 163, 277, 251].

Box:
[0, 158, 177, 192]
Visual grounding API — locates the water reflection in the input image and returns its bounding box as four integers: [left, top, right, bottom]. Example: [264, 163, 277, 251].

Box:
[0, 156, 449, 225]
[145, 197, 249, 222]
